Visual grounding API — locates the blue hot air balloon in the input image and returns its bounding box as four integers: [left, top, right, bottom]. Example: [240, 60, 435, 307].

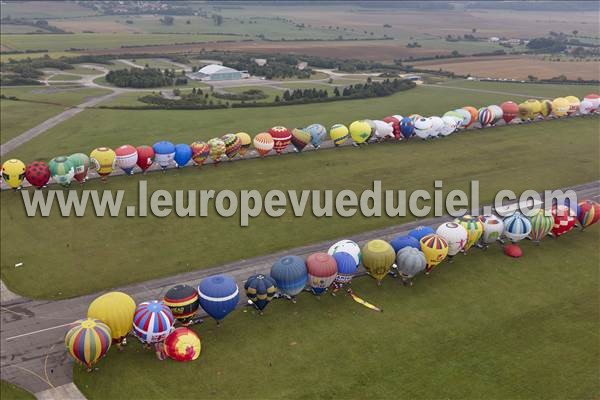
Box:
[305, 124, 326, 149]
[389, 235, 421, 254]
[197, 275, 240, 323]
[152, 141, 175, 171]
[244, 274, 277, 312]
[174, 144, 192, 168]
[408, 226, 435, 242]
[270, 256, 308, 297]
[333, 252, 359, 284]
[400, 117, 415, 138]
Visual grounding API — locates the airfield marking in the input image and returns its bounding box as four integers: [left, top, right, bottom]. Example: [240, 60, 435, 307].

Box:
[4, 322, 73, 342]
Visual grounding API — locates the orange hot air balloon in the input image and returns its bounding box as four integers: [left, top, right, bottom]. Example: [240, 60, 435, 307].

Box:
[163, 327, 201, 362]
[253, 133, 274, 157]
[501, 101, 519, 123]
[462, 106, 478, 127]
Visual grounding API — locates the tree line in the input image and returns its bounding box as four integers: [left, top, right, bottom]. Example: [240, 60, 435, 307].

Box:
[105, 68, 188, 88]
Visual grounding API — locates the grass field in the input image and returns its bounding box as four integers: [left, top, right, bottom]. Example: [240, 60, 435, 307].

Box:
[0, 24, 50, 34]
[4, 82, 599, 161]
[0, 1, 99, 19]
[46, 73, 80, 81]
[73, 228, 599, 399]
[0, 86, 112, 106]
[0, 117, 598, 299]
[0, 381, 34, 400]
[435, 80, 600, 99]
[0, 51, 82, 63]
[0, 33, 239, 52]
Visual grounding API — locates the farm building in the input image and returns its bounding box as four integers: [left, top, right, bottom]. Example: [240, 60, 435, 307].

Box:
[187, 64, 246, 81]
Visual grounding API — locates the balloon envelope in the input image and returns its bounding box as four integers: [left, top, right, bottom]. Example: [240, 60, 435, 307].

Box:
[244, 274, 277, 311]
[306, 253, 337, 294]
[395, 247, 427, 278]
[48, 156, 75, 187]
[163, 327, 201, 362]
[268, 126, 292, 154]
[577, 200, 600, 228]
[197, 275, 240, 321]
[333, 252, 359, 284]
[455, 215, 483, 252]
[270, 256, 308, 296]
[408, 226, 435, 242]
[25, 160, 50, 189]
[235, 132, 252, 156]
[90, 147, 116, 178]
[65, 318, 111, 368]
[349, 120, 371, 144]
[501, 101, 519, 123]
[389, 235, 420, 254]
[136, 145, 154, 171]
[190, 141, 210, 166]
[478, 214, 504, 244]
[503, 212, 532, 243]
[115, 145, 138, 175]
[551, 205, 576, 236]
[419, 234, 449, 269]
[551, 97, 570, 117]
[362, 239, 396, 282]
[221, 134, 242, 160]
[253, 133, 274, 157]
[527, 209, 554, 242]
[163, 284, 200, 323]
[305, 124, 326, 148]
[207, 138, 226, 164]
[436, 222, 468, 256]
[399, 116, 415, 138]
[87, 292, 135, 341]
[329, 124, 349, 146]
[132, 300, 174, 343]
[327, 239, 361, 266]
[152, 141, 176, 169]
[291, 128, 311, 152]
[68, 153, 89, 183]
[174, 144, 193, 167]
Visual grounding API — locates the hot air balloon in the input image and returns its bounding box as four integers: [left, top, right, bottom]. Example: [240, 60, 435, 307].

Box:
[539, 99, 553, 118]
[453, 108, 472, 129]
[305, 123, 326, 149]
[518, 101, 532, 121]
[527, 209, 554, 243]
[65, 318, 111, 371]
[551, 204, 576, 237]
[436, 222, 468, 258]
[419, 234, 448, 273]
[551, 97, 570, 117]
[163, 284, 200, 324]
[207, 137, 226, 166]
[409, 114, 422, 124]
[577, 200, 600, 229]
[349, 120, 371, 144]
[87, 292, 135, 346]
[455, 215, 483, 253]
[327, 239, 361, 267]
[501, 101, 519, 124]
[152, 141, 175, 171]
[270, 255, 308, 299]
[395, 247, 426, 285]
[190, 141, 210, 166]
[414, 117, 433, 139]
[253, 133, 274, 157]
[1, 159, 26, 189]
[48, 156, 75, 187]
[305, 253, 337, 295]
[163, 327, 201, 362]
[383, 116, 401, 140]
[90, 147, 116, 181]
[25, 161, 50, 189]
[132, 300, 174, 343]
[373, 120, 394, 141]
[478, 214, 504, 246]
[362, 239, 396, 284]
[244, 274, 277, 312]
[197, 274, 240, 323]
[428, 116, 444, 138]
[503, 211, 532, 243]
[268, 126, 291, 154]
[290, 128, 311, 152]
[565, 95, 580, 115]
[579, 98, 595, 115]
[389, 235, 420, 254]
[583, 93, 599, 112]
[526, 99, 542, 119]
[478, 107, 494, 127]
[235, 132, 252, 157]
[221, 134, 241, 160]
[462, 106, 478, 127]
[114, 145, 137, 175]
[443, 110, 463, 127]
[488, 105, 503, 125]
[440, 116, 459, 136]
[136, 145, 154, 172]
[399, 116, 415, 138]
[332, 252, 359, 285]
[329, 124, 349, 146]
[173, 144, 192, 167]
[68, 153, 90, 183]
[408, 226, 435, 242]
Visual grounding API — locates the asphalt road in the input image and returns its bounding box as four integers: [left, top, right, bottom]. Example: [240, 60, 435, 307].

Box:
[1, 181, 598, 395]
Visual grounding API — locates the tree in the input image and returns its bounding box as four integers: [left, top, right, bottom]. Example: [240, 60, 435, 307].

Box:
[527, 74, 538, 82]
[212, 14, 223, 26]
[572, 30, 578, 36]
[274, 95, 280, 102]
[472, 28, 477, 33]
[173, 88, 181, 96]
[161, 16, 174, 25]
[186, 20, 191, 25]
[333, 87, 340, 97]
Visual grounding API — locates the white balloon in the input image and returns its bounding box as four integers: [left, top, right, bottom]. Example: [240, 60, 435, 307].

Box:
[436, 222, 468, 256]
[428, 116, 444, 138]
[373, 120, 394, 139]
[414, 117, 432, 139]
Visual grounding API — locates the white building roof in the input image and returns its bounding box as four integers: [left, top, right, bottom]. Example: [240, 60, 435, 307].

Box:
[198, 64, 239, 75]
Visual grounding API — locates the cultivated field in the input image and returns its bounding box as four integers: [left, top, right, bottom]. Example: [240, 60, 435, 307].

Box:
[411, 55, 600, 80]
[74, 229, 599, 399]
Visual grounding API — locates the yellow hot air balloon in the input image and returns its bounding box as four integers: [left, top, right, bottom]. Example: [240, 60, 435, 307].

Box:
[361, 239, 395, 284]
[87, 292, 135, 345]
[90, 147, 116, 181]
[552, 97, 570, 117]
[455, 215, 483, 253]
[349, 120, 371, 144]
[564, 95, 580, 115]
[525, 99, 541, 119]
[329, 124, 349, 146]
[420, 234, 448, 273]
[1, 159, 26, 189]
[235, 132, 252, 157]
[539, 99, 553, 118]
[518, 101, 533, 121]
[65, 318, 111, 370]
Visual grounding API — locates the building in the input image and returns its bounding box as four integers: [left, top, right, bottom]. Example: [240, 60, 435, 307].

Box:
[187, 64, 245, 81]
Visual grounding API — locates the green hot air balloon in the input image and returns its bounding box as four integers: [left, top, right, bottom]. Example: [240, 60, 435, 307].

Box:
[48, 156, 75, 187]
[68, 153, 90, 184]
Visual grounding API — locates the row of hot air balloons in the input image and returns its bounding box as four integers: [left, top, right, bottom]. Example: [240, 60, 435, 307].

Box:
[65, 199, 599, 370]
[3, 93, 598, 190]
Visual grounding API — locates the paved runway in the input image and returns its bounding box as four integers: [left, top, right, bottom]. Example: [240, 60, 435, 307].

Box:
[1, 180, 598, 395]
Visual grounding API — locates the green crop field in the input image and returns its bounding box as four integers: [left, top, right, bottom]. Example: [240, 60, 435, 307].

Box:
[74, 229, 599, 399]
[0, 24, 50, 34]
[436, 80, 600, 99]
[0, 100, 65, 144]
[0, 380, 34, 400]
[1, 117, 598, 299]
[0, 33, 238, 52]
[0, 51, 82, 63]
[1, 87, 112, 106]
[4, 82, 599, 161]
[0, 1, 99, 19]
